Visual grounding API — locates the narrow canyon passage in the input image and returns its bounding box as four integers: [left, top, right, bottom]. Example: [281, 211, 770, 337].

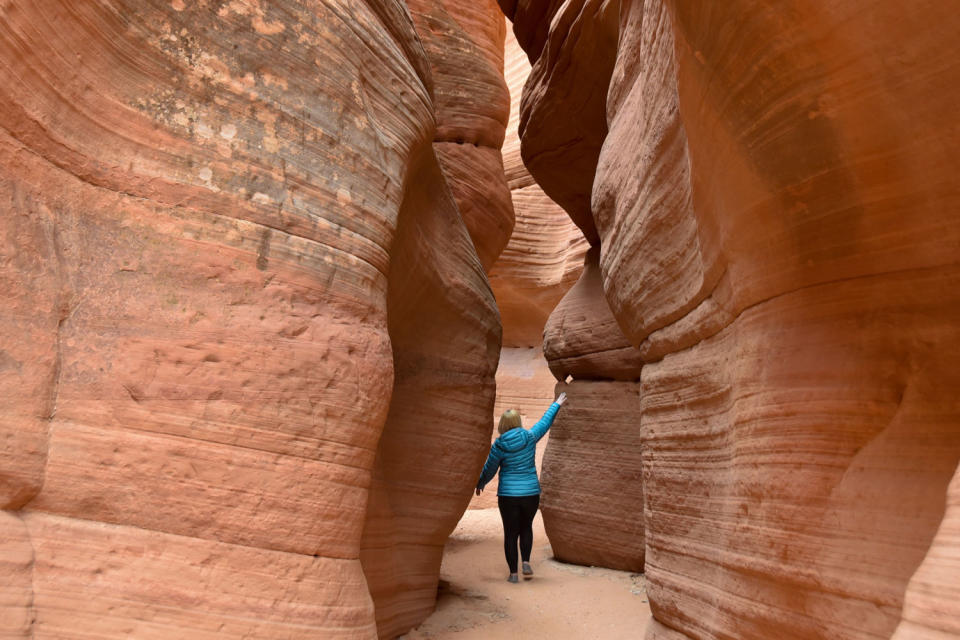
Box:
[402, 509, 650, 640]
[1, 1, 959, 639]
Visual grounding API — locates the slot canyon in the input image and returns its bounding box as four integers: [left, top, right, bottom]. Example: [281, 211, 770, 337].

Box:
[1, 1, 958, 639]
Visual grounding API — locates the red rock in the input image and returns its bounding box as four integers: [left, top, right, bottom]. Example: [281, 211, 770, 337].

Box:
[355, 5, 508, 636]
[407, 0, 514, 271]
[434, 142, 514, 271]
[893, 461, 960, 639]
[8, 512, 376, 637]
[640, 270, 960, 640]
[509, 1, 960, 638]
[543, 247, 644, 382]
[0, 1, 501, 637]
[537, 246, 645, 571]
[489, 22, 587, 348]
[513, 0, 620, 245]
[488, 186, 585, 347]
[0, 513, 32, 635]
[359, 148, 500, 639]
[539, 379, 644, 572]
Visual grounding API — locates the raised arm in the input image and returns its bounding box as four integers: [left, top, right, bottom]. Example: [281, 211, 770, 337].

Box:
[476, 444, 503, 492]
[529, 392, 567, 442]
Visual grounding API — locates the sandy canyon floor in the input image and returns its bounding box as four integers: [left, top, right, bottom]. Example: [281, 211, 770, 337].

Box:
[401, 509, 650, 639]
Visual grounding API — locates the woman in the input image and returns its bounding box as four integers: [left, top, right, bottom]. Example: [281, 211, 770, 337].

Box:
[475, 392, 567, 583]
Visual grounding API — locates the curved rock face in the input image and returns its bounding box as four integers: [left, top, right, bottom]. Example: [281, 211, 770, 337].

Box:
[359, 148, 499, 639]
[538, 378, 644, 571]
[510, 1, 960, 638]
[358, 4, 506, 636]
[1, 2, 500, 637]
[507, 0, 619, 245]
[543, 248, 644, 383]
[540, 247, 645, 571]
[489, 24, 587, 348]
[893, 460, 960, 639]
[407, 0, 514, 272]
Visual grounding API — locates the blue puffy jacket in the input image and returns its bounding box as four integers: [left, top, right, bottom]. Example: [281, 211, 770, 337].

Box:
[476, 403, 560, 497]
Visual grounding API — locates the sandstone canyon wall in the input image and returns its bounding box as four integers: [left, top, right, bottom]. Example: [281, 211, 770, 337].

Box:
[0, 1, 505, 638]
[488, 24, 586, 348]
[358, 2, 508, 637]
[506, 0, 960, 638]
[405, 0, 513, 273]
[892, 459, 960, 640]
[540, 246, 645, 571]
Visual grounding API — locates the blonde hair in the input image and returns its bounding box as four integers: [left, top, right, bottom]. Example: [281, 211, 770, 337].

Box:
[498, 409, 522, 434]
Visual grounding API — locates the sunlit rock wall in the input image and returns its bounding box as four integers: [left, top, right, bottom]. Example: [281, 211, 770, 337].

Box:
[0, 1, 500, 637]
[507, 0, 960, 638]
[892, 460, 960, 639]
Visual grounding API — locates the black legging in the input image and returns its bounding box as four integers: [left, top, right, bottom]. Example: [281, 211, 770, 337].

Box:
[497, 494, 540, 573]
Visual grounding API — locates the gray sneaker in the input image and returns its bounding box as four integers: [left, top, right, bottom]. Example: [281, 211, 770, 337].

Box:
[507, 573, 519, 583]
[522, 562, 534, 578]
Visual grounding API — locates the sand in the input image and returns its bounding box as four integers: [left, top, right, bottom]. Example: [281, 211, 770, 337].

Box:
[400, 508, 650, 639]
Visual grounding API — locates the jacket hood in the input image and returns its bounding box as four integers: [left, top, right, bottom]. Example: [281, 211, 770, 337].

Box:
[496, 428, 529, 453]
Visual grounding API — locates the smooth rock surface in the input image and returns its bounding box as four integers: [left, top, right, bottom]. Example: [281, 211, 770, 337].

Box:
[539, 379, 644, 572]
[509, 1, 960, 638]
[543, 247, 644, 382]
[488, 22, 587, 347]
[359, 148, 500, 639]
[510, 0, 620, 245]
[408, 0, 514, 271]
[0, 2, 501, 637]
[893, 461, 960, 639]
[357, 5, 508, 634]
[538, 246, 645, 571]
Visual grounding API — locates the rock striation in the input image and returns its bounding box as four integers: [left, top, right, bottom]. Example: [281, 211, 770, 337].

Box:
[358, 2, 507, 637]
[407, 0, 514, 272]
[538, 378, 644, 571]
[511, 0, 619, 246]
[543, 247, 644, 383]
[539, 246, 645, 571]
[488, 24, 587, 348]
[506, 1, 960, 638]
[1, 1, 502, 638]
[359, 148, 500, 639]
[892, 460, 960, 639]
